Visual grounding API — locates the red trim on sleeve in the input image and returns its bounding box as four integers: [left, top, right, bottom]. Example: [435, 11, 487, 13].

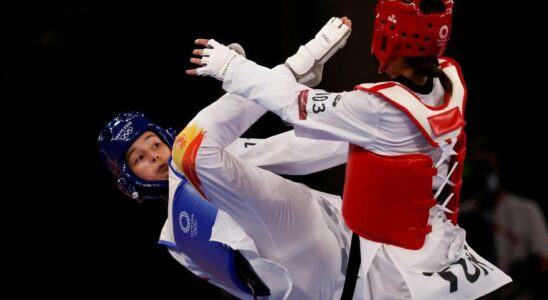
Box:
[298, 90, 309, 120]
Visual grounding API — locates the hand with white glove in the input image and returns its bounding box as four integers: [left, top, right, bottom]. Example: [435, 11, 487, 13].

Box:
[187, 39, 245, 81]
[285, 16, 352, 87]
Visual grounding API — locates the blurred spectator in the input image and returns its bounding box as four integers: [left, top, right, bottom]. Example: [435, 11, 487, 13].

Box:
[460, 136, 548, 299]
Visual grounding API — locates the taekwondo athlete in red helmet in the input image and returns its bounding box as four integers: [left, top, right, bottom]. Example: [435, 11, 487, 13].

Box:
[187, 1, 512, 299]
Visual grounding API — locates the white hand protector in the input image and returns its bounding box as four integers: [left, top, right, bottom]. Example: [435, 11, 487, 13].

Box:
[197, 39, 245, 81]
[227, 43, 246, 58]
[285, 17, 351, 87]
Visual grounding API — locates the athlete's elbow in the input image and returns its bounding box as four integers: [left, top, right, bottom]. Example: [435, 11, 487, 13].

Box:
[194, 146, 224, 170]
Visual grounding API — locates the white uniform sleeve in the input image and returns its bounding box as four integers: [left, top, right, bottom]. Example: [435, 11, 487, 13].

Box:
[225, 131, 348, 175]
[224, 137, 263, 157]
[185, 64, 292, 150]
[185, 63, 348, 175]
[223, 58, 385, 148]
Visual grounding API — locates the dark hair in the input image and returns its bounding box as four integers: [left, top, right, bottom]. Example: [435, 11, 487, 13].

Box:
[405, 56, 453, 94]
[419, 0, 447, 14]
[406, 0, 453, 94]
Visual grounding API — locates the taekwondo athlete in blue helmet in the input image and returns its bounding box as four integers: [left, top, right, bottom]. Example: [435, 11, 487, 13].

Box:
[99, 17, 362, 300]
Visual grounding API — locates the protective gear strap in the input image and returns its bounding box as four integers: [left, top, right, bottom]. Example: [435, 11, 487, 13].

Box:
[446, 133, 466, 224]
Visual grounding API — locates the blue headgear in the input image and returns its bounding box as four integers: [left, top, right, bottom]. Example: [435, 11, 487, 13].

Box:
[98, 112, 177, 201]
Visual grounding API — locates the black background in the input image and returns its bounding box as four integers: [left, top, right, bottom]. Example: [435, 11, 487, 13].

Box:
[6, 0, 545, 297]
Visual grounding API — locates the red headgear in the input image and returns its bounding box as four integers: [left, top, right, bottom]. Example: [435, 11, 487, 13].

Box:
[371, 0, 453, 72]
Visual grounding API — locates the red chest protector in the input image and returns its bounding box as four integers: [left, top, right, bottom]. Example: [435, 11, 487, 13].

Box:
[342, 58, 467, 250]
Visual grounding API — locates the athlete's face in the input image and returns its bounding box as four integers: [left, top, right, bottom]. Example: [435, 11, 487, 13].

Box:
[126, 131, 170, 181]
